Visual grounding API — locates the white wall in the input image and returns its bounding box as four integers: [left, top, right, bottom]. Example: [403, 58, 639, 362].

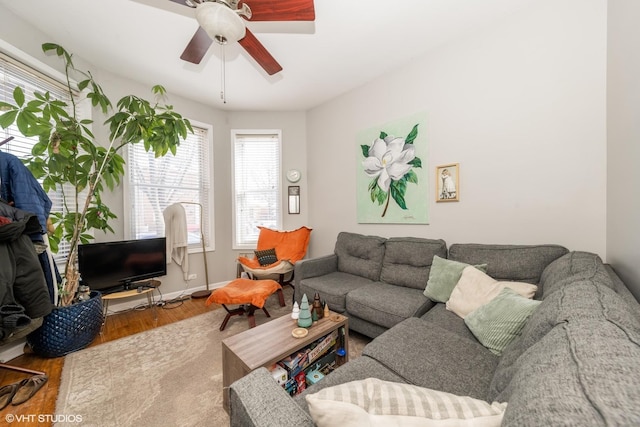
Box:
[306, 0, 607, 258]
[607, 0, 640, 301]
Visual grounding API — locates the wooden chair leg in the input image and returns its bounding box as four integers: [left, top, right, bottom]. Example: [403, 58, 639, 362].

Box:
[276, 288, 285, 307]
[219, 305, 246, 331]
[219, 313, 232, 331]
[278, 273, 295, 304]
[249, 306, 271, 328]
[218, 292, 279, 330]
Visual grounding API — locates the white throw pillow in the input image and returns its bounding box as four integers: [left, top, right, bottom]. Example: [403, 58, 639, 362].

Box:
[305, 378, 507, 427]
[446, 266, 537, 319]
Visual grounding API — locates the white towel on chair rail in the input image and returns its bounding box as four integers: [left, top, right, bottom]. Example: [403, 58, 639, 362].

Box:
[163, 203, 189, 280]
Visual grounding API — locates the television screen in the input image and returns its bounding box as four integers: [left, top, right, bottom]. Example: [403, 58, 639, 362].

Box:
[78, 237, 167, 294]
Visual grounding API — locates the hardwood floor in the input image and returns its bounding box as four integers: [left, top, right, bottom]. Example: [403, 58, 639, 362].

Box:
[0, 296, 219, 426]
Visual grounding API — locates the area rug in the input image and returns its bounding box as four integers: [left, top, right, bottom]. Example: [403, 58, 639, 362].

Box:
[55, 289, 370, 426]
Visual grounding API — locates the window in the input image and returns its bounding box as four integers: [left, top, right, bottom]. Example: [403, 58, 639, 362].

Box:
[0, 52, 80, 263]
[126, 122, 214, 251]
[232, 130, 282, 248]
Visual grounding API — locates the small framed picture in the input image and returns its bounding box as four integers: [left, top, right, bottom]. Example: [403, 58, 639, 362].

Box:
[288, 186, 300, 214]
[436, 163, 459, 202]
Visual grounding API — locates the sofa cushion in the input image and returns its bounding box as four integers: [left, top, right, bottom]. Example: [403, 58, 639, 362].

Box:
[363, 318, 499, 400]
[446, 266, 537, 319]
[497, 319, 640, 426]
[448, 243, 568, 286]
[380, 237, 447, 290]
[335, 232, 386, 281]
[489, 277, 640, 401]
[305, 378, 507, 427]
[346, 283, 431, 329]
[298, 271, 373, 313]
[465, 288, 541, 356]
[420, 304, 480, 343]
[423, 255, 487, 303]
[540, 251, 613, 299]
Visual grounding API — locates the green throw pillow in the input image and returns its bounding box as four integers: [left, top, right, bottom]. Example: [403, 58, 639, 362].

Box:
[423, 255, 487, 302]
[465, 287, 541, 355]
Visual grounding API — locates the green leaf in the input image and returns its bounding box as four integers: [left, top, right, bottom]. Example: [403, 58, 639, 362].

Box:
[48, 237, 59, 253]
[31, 141, 48, 156]
[405, 124, 419, 144]
[0, 110, 18, 129]
[78, 79, 90, 91]
[408, 156, 422, 168]
[361, 144, 370, 158]
[152, 85, 166, 96]
[13, 87, 25, 107]
[15, 111, 32, 136]
[42, 42, 60, 54]
[390, 180, 408, 210]
[404, 169, 418, 184]
[369, 181, 387, 206]
[379, 131, 387, 139]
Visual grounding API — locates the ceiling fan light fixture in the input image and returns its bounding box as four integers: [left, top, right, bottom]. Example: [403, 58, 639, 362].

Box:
[196, 2, 246, 43]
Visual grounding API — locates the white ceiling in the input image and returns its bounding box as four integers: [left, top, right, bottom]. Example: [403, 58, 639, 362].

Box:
[1, 0, 534, 111]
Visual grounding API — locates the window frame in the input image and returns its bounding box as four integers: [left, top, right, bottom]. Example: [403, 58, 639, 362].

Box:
[123, 119, 215, 253]
[231, 129, 282, 250]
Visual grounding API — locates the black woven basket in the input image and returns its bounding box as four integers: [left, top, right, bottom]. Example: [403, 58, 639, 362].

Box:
[27, 291, 103, 358]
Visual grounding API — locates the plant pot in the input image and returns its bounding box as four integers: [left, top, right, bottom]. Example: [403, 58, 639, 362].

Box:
[27, 291, 103, 358]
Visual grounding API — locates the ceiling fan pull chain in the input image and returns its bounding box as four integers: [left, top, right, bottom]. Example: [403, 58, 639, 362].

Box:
[220, 41, 227, 104]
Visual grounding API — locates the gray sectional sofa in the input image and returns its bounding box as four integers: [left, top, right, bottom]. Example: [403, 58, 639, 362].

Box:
[229, 233, 640, 426]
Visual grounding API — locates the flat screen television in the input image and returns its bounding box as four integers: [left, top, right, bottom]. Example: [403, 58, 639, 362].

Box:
[78, 237, 167, 294]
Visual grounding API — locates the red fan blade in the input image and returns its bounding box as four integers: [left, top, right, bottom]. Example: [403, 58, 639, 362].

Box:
[238, 28, 283, 75]
[180, 27, 214, 64]
[240, 0, 315, 21]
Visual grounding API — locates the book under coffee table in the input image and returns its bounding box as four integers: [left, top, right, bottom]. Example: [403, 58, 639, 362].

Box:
[221, 311, 349, 412]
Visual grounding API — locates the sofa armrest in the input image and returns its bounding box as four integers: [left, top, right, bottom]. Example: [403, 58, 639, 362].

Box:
[605, 264, 640, 311]
[294, 254, 338, 288]
[229, 368, 315, 427]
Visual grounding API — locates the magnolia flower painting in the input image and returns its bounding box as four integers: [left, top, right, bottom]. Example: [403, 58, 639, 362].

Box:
[357, 115, 428, 223]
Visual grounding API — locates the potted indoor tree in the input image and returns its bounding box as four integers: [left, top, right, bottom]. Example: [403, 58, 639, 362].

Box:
[0, 43, 192, 356]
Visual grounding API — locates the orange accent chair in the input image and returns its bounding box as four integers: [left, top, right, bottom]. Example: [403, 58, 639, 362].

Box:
[237, 226, 312, 292]
[206, 278, 285, 331]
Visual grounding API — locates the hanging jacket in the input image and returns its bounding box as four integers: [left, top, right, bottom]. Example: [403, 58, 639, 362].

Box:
[0, 200, 53, 340]
[0, 151, 52, 236]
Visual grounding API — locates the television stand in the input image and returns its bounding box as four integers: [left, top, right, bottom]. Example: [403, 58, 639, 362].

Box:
[101, 280, 161, 328]
[122, 280, 159, 291]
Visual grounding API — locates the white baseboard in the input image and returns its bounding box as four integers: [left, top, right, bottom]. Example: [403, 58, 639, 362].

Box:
[0, 281, 232, 362]
[103, 281, 229, 314]
[0, 341, 27, 363]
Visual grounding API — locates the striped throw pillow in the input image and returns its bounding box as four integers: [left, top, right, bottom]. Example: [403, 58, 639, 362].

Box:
[465, 287, 541, 355]
[305, 378, 507, 427]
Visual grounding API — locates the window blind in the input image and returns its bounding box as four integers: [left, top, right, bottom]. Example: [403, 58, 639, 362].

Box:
[127, 125, 212, 249]
[232, 131, 281, 248]
[0, 52, 79, 262]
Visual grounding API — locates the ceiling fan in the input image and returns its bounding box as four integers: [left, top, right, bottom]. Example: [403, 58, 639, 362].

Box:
[170, 0, 315, 75]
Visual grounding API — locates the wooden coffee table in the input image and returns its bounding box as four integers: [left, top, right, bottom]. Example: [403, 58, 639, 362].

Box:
[221, 311, 349, 412]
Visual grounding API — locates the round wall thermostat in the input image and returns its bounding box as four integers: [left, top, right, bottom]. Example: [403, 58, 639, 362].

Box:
[286, 169, 301, 183]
